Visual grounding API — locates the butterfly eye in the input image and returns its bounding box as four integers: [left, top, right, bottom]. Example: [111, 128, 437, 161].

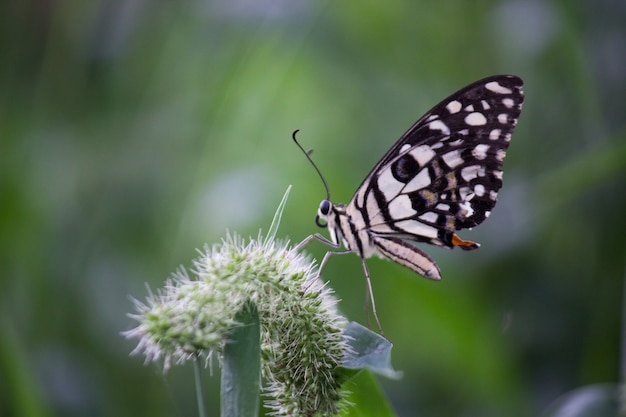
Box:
[319, 199, 331, 215]
[315, 200, 331, 228]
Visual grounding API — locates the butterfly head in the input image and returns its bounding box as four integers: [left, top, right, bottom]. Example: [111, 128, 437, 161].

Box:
[316, 199, 344, 247]
[315, 199, 332, 228]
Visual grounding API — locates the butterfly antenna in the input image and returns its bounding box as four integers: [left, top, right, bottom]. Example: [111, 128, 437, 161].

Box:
[292, 129, 331, 200]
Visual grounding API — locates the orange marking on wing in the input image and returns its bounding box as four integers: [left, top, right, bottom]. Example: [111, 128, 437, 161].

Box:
[452, 233, 480, 251]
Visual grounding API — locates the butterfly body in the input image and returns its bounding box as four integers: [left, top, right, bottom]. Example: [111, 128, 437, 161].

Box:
[319, 199, 443, 279]
[310, 75, 524, 280]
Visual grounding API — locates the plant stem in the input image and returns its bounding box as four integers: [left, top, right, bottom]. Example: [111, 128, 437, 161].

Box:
[194, 354, 207, 417]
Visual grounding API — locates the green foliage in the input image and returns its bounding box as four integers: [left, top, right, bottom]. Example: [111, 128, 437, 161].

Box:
[339, 322, 401, 381]
[221, 305, 260, 417]
[265, 186, 291, 245]
[340, 371, 398, 417]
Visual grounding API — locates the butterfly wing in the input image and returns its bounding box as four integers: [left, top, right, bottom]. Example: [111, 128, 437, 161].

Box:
[350, 75, 524, 249]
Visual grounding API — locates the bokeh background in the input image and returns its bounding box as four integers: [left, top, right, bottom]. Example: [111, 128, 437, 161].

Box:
[2, 0, 625, 416]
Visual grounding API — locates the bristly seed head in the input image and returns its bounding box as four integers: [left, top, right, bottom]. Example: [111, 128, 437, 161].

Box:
[123, 233, 350, 417]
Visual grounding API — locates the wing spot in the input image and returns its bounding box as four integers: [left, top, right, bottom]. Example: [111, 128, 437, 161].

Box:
[445, 216, 456, 231]
[472, 144, 490, 160]
[474, 184, 486, 197]
[481, 100, 491, 110]
[502, 98, 515, 108]
[459, 187, 474, 201]
[392, 154, 419, 182]
[464, 104, 475, 112]
[400, 143, 411, 153]
[489, 190, 498, 200]
[388, 195, 417, 219]
[404, 168, 432, 192]
[485, 81, 513, 94]
[377, 169, 405, 200]
[493, 170, 503, 180]
[446, 100, 462, 114]
[459, 201, 475, 218]
[442, 150, 464, 168]
[418, 189, 438, 207]
[461, 165, 485, 181]
[410, 145, 437, 166]
[489, 129, 501, 140]
[431, 142, 444, 149]
[428, 120, 451, 135]
[418, 212, 438, 223]
[436, 203, 450, 211]
[445, 172, 457, 190]
[428, 159, 444, 178]
[498, 113, 509, 124]
[465, 112, 487, 126]
[496, 149, 506, 161]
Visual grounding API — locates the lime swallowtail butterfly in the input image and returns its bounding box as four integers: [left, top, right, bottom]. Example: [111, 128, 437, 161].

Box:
[294, 75, 524, 331]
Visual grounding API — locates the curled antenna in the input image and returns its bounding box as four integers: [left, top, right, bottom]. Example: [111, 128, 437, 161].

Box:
[292, 129, 331, 201]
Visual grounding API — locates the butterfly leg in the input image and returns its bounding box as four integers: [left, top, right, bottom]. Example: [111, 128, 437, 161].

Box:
[294, 233, 341, 252]
[295, 234, 351, 281]
[295, 234, 386, 336]
[359, 257, 386, 338]
[317, 249, 350, 275]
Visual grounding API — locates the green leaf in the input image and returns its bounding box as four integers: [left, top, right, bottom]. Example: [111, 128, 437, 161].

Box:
[221, 304, 260, 417]
[264, 185, 291, 245]
[339, 321, 402, 380]
[540, 383, 621, 417]
[339, 370, 399, 417]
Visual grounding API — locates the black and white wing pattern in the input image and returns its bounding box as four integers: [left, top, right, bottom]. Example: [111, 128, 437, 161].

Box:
[311, 75, 524, 280]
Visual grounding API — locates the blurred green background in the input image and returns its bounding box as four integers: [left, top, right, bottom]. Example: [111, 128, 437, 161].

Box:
[1, 0, 625, 416]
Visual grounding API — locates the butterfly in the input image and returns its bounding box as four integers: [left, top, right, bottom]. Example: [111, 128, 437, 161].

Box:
[294, 75, 524, 332]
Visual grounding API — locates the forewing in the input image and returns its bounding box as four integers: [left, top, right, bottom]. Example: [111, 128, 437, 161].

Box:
[352, 75, 524, 248]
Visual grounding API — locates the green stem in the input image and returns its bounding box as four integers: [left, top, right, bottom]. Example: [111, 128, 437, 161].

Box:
[194, 354, 207, 417]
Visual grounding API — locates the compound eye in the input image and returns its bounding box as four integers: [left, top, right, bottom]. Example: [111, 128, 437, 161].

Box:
[318, 200, 331, 215]
[315, 200, 331, 228]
